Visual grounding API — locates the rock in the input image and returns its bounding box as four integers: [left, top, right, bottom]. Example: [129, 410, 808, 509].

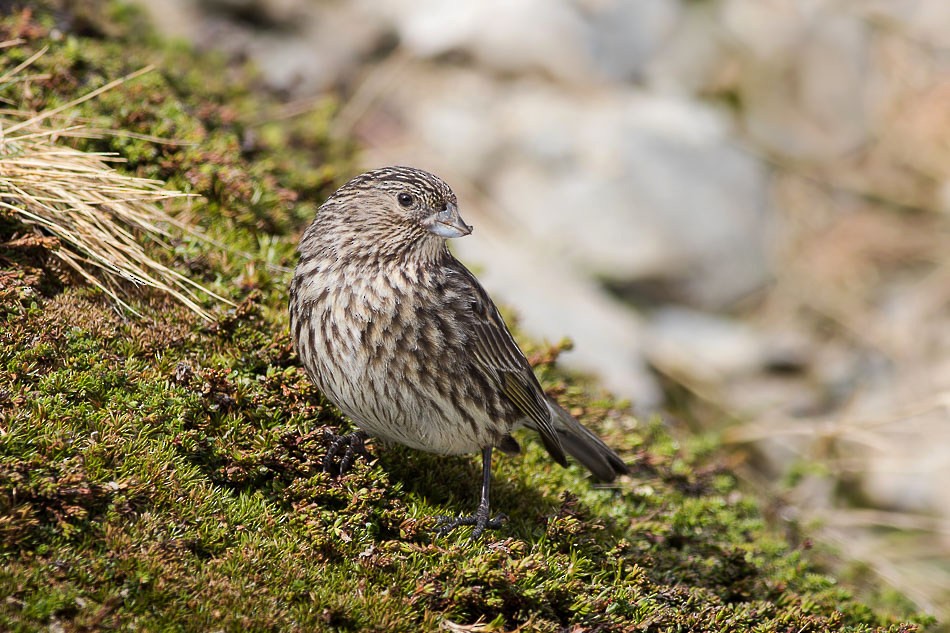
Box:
[584, 0, 683, 81]
[723, 0, 872, 159]
[201, 0, 303, 26]
[395, 69, 503, 179]
[379, 67, 772, 317]
[387, 0, 595, 83]
[642, 307, 770, 381]
[861, 0, 950, 49]
[134, 0, 389, 94]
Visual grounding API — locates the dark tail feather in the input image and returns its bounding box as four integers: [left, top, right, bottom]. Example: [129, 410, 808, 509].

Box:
[546, 400, 629, 482]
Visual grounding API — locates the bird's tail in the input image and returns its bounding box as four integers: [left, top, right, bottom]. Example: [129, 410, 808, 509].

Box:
[546, 399, 629, 482]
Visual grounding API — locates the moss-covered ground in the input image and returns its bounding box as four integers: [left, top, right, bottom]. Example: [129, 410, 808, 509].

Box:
[0, 4, 935, 631]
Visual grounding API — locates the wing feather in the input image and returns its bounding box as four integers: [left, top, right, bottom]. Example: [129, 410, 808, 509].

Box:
[447, 261, 566, 465]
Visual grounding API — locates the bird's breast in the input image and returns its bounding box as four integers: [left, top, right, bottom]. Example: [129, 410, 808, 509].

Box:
[290, 260, 509, 454]
[295, 263, 401, 369]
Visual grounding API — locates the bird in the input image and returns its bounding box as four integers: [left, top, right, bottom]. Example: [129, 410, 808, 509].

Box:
[289, 166, 629, 537]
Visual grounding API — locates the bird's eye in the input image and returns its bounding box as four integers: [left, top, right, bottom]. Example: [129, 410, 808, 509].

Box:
[397, 193, 414, 207]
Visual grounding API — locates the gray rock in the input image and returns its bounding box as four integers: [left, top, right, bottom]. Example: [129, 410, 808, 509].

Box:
[723, 0, 872, 159]
[387, 0, 595, 83]
[644, 2, 727, 94]
[643, 307, 769, 381]
[584, 0, 683, 81]
[861, 0, 950, 49]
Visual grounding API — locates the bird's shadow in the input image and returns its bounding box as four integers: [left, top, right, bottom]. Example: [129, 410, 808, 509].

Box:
[374, 443, 557, 541]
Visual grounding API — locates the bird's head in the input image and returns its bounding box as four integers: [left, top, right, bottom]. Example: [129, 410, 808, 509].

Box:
[303, 166, 472, 263]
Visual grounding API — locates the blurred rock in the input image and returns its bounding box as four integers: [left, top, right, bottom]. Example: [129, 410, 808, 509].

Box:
[644, 2, 728, 95]
[643, 307, 769, 381]
[384, 0, 687, 84]
[136, 0, 388, 93]
[358, 64, 772, 404]
[584, 0, 683, 81]
[384, 0, 594, 83]
[723, 0, 872, 159]
[395, 68, 503, 179]
[720, 0, 810, 60]
[203, 0, 302, 26]
[862, 0, 950, 49]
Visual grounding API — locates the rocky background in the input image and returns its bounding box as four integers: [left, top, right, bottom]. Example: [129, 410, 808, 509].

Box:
[133, 0, 950, 618]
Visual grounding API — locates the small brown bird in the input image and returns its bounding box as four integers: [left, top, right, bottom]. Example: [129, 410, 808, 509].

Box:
[289, 166, 628, 537]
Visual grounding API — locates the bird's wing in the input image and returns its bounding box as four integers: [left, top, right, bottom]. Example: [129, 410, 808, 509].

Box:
[448, 261, 567, 466]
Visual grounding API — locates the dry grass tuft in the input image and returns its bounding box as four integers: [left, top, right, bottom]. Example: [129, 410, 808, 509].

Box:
[0, 48, 231, 319]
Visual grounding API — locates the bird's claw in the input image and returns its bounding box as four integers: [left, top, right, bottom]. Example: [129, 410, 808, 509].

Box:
[434, 508, 507, 539]
[323, 430, 370, 476]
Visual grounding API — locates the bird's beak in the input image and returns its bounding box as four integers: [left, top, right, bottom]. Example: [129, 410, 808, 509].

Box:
[424, 202, 473, 239]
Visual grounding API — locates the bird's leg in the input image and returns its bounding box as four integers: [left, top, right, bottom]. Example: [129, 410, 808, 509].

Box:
[435, 446, 507, 538]
[323, 430, 370, 476]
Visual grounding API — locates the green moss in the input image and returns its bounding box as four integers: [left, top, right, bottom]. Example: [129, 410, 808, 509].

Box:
[0, 3, 936, 632]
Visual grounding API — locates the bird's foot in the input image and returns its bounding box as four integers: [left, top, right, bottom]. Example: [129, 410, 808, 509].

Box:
[323, 430, 370, 476]
[434, 505, 507, 539]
